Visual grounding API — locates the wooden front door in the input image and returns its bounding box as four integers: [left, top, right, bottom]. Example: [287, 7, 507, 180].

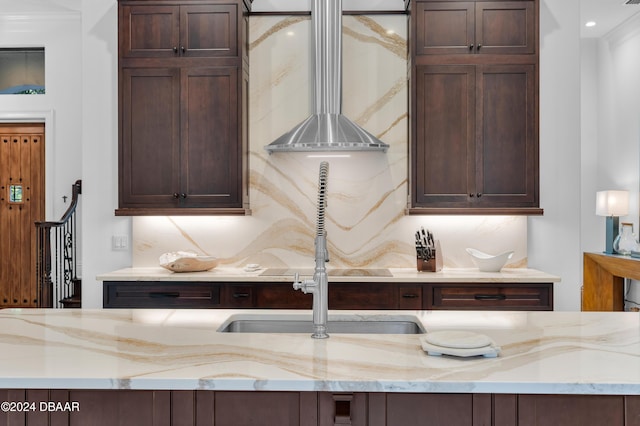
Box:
[0, 123, 45, 307]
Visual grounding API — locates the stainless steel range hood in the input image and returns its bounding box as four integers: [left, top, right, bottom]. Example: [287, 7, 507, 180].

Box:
[264, 0, 389, 154]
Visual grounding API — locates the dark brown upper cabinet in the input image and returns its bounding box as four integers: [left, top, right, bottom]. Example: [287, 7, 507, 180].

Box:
[120, 4, 239, 58]
[409, 0, 541, 215]
[117, 0, 250, 216]
[415, 1, 536, 56]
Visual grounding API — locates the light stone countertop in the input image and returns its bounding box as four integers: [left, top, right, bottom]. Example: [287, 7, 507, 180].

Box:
[97, 267, 560, 283]
[1, 308, 638, 394]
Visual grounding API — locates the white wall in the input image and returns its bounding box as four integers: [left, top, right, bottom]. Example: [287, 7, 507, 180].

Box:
[81, 0, 130, 308]
[528, 0, 582, 310]
[580, 38, 601, 255]
[596, 15, 640, 223]
[581, 15, 640, 309]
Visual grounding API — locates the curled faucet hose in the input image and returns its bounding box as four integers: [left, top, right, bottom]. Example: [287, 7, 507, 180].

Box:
[317, 161, 329, 237]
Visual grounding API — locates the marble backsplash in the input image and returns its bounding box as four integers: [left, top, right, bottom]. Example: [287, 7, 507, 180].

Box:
[132, 15, 527, 270]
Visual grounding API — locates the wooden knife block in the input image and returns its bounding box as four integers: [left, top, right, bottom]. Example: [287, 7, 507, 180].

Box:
[416, 240, 443, 272]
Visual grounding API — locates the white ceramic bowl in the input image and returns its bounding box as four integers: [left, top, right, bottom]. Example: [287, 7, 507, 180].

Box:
[465, 248, 514, 272]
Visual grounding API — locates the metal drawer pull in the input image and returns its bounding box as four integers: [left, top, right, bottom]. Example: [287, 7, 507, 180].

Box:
[474, 294, 506, 301]
[402, 293, 419, 299]
[233, 292, 250, 298]
[149, 292, 180, 298]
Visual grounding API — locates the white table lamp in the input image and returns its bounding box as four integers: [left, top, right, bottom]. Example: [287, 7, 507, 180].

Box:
[596, 190, 629, 254]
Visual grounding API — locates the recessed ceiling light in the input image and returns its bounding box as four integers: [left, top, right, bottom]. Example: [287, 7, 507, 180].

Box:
[585, 21, 597, 27]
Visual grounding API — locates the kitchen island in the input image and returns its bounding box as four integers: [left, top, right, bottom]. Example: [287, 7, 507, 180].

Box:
[1, 308, 639, 425]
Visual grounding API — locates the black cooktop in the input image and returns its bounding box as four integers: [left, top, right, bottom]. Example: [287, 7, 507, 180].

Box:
[260, 268, 392, 277]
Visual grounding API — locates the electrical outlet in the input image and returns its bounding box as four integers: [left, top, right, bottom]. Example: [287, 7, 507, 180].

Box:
[112, 235, 129, 251]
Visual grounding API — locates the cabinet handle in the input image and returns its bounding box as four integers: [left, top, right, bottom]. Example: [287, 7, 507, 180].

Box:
[477, 44, 482, 50]
[469, 44, 474, 50]
[173, 193, 180, 199]
[180, 193, 187, 199]
[469, 193, 475, 197]
[149, 292, 180, 298]
[233, 292, 250, 298]
[402, 293, 418, 299]
[474, 294, 506, 301]
[173, 46, 178, 54]
[181, 46, 186, 53]
[476, 192, 482, 198]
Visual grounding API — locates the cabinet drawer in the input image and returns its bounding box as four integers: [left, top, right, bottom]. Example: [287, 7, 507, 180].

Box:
[329, 283, 396, 310]
[254, 284, 311, 309]
[398, 285, 423, 310]
[222, 284, 255, 308]
[103, 282, 220, 308]
[427, 283, 552, 310]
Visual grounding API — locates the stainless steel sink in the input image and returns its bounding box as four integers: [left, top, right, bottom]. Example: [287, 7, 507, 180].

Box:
[218, 316, 425, 334]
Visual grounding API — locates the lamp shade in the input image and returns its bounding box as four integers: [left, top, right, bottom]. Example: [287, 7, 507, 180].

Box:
[596, 190, 629, 217]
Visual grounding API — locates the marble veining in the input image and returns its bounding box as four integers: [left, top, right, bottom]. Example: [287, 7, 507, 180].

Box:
[131, 15, 529, 272]
[1, 309, 637, 394]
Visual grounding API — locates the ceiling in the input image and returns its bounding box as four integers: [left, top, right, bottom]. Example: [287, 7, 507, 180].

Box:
[581, 0, 640, 38]
[0, 0, 80, 13]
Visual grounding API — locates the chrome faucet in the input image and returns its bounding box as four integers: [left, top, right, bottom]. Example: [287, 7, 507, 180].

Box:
[293, 161, 330, 339]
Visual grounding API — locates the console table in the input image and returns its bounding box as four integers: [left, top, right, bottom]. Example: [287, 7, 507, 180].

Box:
[582, 252, 640, 311]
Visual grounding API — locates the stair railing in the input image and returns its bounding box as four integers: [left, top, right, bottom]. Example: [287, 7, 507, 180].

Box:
[35, 180, 82, 308]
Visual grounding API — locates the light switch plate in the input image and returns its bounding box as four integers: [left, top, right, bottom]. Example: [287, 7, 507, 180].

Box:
[112, 235, 128, 250]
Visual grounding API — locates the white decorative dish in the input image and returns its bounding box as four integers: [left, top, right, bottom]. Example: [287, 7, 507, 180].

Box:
[465, 248, 514, 272]
[159, 251, 218, 272]
[420, 331, 501, 358]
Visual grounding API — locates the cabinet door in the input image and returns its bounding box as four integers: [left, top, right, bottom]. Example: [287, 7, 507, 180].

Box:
[180, 4, 238, 58]
[415, 2, 475, 55]
[517, 395, 625, 426]
[181, 67, 242, 207]
[413, 65, 475, 208]
[475, 64, 538, 207]
[69, 390, 171, 426]
[383, 393, 477, 426]
[415, 1, 535, 56]
[120, 68, 181, 208]
[120, 5, 180, 58]
[206, 391, 317, 426]
[476, 1, 536, 55]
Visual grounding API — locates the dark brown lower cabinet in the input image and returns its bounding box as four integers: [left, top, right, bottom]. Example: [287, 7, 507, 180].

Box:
[2, 391, 638, 426]
[378, 393, 487, 426]
[103, 281, 553, 311]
